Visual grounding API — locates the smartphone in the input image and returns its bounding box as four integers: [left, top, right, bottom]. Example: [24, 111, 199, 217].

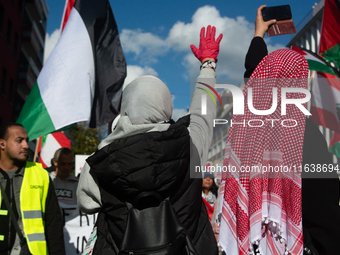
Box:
[261, 5, 296, 36]
[261, 5, 292, 21]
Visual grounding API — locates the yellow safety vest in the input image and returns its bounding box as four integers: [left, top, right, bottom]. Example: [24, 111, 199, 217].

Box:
[0, 162, 49, 255]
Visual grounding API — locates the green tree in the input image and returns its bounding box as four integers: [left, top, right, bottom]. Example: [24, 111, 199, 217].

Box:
[70, 122, 106, 155]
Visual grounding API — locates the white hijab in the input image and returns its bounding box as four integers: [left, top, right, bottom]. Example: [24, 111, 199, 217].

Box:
[98, 75, 173, 149]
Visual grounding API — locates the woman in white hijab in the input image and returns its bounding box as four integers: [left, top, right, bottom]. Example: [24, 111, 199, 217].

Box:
[77, 25, 222, 255]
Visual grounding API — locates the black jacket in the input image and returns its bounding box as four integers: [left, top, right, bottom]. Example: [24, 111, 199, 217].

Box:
[86, 116, 218, 255]
[0, 165, 65, 255]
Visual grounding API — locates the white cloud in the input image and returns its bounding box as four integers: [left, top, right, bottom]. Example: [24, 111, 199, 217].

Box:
[172, 108, 187, 121]
[167, 6, 286, 78]
[120, 29, 169, 63]
[167, 5, 224, 52]
[267, 43, 287, 54]
[123, 65, 158, 88]
[43, 29, 60, 64]
[119, 5, 285, 79]
[171, 94, 176, 103]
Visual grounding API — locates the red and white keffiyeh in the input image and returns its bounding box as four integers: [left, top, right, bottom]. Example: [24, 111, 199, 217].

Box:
[219, 49, 309, 255]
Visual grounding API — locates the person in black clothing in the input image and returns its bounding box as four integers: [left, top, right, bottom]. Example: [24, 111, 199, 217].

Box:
[244, 6, 340, 255]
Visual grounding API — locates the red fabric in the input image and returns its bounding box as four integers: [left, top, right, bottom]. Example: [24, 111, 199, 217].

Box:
[219, 49, 308, 255]
[190, 25, 223, 63]
[319, 0, 340, 56]
[202, 197, 214, 222]
[38, 132, 71, 168]
[51, 132, 71, 148]
[329, 131, 340, 147]
[60, 0, 76, 32]
[37, 136, 44, 165]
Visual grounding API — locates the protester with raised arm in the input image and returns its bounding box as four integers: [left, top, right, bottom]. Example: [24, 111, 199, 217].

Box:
[77, 25, 222, 254]
[218, 6, 340, 255]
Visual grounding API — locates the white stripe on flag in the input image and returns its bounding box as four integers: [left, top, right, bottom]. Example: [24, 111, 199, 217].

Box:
[311, 73, 340, 118]
[40, 134, 63, 168]
[38, 7, 95, 130]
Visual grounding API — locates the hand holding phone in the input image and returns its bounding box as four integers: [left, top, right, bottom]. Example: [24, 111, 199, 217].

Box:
[261, 5, 296, 36]
[254, 5, 277, 38]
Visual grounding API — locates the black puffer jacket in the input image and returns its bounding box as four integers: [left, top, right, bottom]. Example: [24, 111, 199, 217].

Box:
[86, 116, 218, 255]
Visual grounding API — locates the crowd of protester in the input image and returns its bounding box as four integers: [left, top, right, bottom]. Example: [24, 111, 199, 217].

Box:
[0, 5, 339, 255]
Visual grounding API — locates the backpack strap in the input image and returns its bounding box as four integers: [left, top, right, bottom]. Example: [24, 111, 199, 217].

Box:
[0, 183, 25, 242]
[131, 191, 163, 210]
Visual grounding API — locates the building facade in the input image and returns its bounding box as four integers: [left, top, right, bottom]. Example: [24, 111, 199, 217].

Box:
[206, 87, 235, 181]
[0, 0, 24, 124]
[0, 0, 48, 124]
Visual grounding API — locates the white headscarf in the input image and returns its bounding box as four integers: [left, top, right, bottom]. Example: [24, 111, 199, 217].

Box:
[99, 75, 173, 149]
[120, 75, 172, 124]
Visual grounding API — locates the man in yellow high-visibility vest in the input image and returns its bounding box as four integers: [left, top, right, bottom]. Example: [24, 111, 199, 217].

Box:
[0, 123, 65, 255]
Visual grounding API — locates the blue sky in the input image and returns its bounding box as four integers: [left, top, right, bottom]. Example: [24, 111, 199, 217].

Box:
[44, 0, 318, 120]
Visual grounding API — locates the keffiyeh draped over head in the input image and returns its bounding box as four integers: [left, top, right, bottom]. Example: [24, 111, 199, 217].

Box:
[219, 49, 309, 255]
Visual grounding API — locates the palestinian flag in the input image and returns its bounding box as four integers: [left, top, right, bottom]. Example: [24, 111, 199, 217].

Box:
[291, 46, 339, 76]
[38, 132, 71, 168]
[292, 46, 340, 134]
[309, 72, 340, 134]
[17, 0, 126, 141]
[319, 0, 340, 67]
[329, 132, 340, 158]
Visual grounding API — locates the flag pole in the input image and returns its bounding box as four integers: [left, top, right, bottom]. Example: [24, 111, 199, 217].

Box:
[33, 137, 40, 163]
[308, 70, 315, 90]
[306, 70, 315, 115]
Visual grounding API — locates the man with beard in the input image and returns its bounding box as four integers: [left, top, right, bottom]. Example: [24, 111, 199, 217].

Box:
[0, 123, 65, 255]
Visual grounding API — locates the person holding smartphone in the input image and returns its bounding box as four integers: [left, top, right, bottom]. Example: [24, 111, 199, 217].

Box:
[218, 5, 340, 255]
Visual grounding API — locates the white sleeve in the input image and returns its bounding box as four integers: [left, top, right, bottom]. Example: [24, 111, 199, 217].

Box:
[189, 68, 217, 167]
[77, 161, 102, 214]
